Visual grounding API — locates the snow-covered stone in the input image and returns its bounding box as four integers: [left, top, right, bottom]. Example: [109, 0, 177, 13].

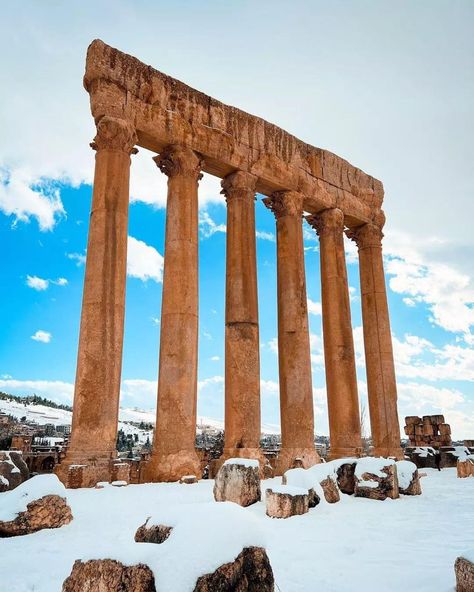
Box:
[265, 485, 309, 519]
[194, 547, 274, 591]
[354, 458, 399, 501]
[396, 460, 422, 495]
[135, 519, 173, 544]
[214, 458, 261, 506]
[320, 476, 340, 503]
[0, 476, 72, 537]
[63, 559, 156, 592]
[457, 456, 474, 478]
[180, 475, 198, 484]
[0, 450, 29, 492]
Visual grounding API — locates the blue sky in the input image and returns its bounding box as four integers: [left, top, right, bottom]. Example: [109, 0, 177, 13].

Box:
[1, 1, 473, 438]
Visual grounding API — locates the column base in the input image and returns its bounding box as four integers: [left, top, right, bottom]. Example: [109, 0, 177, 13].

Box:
[210, 447, 268, 478]
[54, 449, 119, 488]
[328, 446, 363, 461]
[141, 449, 202, 483]
[273, 447, 321, 476]
[372, 446, 404, 460]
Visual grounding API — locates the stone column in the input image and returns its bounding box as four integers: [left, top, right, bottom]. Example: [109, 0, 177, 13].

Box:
[307, 209, 362, 459]
[346, 217, 403, 459]
[220, 171, 263, 464]
[144, 145, 203, 482]
[264, 191, 320, 474]
[57, 116, 137, 484]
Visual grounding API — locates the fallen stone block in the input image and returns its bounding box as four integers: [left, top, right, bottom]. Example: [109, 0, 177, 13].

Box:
[354, 458, 399, 501]
[457, 456, 474, 478]
[135, 518, 173, 544]
[194, 546, 274, 591]
[180, 474, 198, 484]
[265, 485, 309, 519]
[396, 460, 422, 495]
[63, 559, 156, 592]
[336, 461, 357, 495]
[0, 494, 72, 537]
[320, 476, 340, 503]
[0, 450, 29, 492]
[213, 458, 261, 507]
[455, 555, 474, 592]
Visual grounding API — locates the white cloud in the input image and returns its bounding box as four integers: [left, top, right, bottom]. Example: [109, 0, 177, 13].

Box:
[307, 298, 322, 316]
[256, 230, 275, 241]
[385, 231, 474, 337]
[199, 211, 226, 238]
[31, 330, 52, 343]
[127, 236, 163, 283]
[26, 275, 68, 290]
[67, 252, 86, 266]
[0, 378, 74, 405]
[210, 355, 220, 361]
[0, 168, 65, 231]
[26, 275, 48, 291]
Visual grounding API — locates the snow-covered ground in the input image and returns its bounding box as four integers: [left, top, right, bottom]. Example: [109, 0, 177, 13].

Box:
[0, 468, 472, 591]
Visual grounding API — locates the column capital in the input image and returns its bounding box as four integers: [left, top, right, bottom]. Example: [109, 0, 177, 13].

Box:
[153, 145, 203, 181]
[306, 208, 344, 237]
[345, 223, 384, 249]
[90, 116, 138, 155]
[263, 190, 304, 219]
[221, 170, 257, 202]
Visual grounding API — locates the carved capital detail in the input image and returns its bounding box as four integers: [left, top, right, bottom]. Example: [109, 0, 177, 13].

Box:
[221, 171, 257, 203]
[263, 190, 304, 219]
[306, 208, 344, 237]
[153, 145, 203, 180]
[346, 223, 384, 249]
[90, 116, 138, 155]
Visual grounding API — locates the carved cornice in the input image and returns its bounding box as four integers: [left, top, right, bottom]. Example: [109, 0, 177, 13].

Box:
[153, 145, 203, 180]
[90, 116, 138, 154]
[263, 190, 304, 219]
[221, 170, 257, 203]
[306, 208, 344, 237]
[345, 223, 384, 249]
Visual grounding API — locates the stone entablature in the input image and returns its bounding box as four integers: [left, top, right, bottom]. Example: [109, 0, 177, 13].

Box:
[84, 39, 383, 227]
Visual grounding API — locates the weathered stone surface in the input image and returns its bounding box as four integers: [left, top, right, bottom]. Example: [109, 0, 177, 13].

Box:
[265, 487, 309, 519]
[354, 462, 399, 501]
[307, 488, 320, 508]
[0, 494, 72, 537]
[457, 457, 474, 478]
[213, 460, 261, 507]
[455, 556, 474, 592]
[194, 547, 274, 592]
[135, 519, 172, 544]
[62, 559, 156, 592]
[0, 451, 29, 492]
[320, 477, 340, 503]
[396, 460, 422, 495]
[336, 462, 357, 495]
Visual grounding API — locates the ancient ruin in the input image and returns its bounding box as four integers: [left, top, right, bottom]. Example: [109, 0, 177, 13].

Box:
[404, 415, 452, 448]
[56, 39, 402, 487]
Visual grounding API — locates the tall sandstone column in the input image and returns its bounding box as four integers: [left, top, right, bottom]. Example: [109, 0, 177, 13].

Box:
[264, 191, 320, 474]
[144, 145, 202, 482]
[346, 218, 403, 459]
[307, 209, 362, 459]
[58, 116, 137, 483]
[220, 171, 263, 463]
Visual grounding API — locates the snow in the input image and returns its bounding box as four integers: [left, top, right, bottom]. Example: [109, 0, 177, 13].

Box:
[354, 456, 395, 479]
[396, 460, 417, 489]
[451, 446, 471, 459]
[0, 469, 472, 591]
[0, 474, 67, 522]
[0, 474, 8, 486]
[223, 458, 259, 468]
[414, 446, 436, 457]
[266, 485, 308, 496]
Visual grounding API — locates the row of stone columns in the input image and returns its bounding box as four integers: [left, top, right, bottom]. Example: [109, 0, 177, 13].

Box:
[63, 116, 401, 486]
